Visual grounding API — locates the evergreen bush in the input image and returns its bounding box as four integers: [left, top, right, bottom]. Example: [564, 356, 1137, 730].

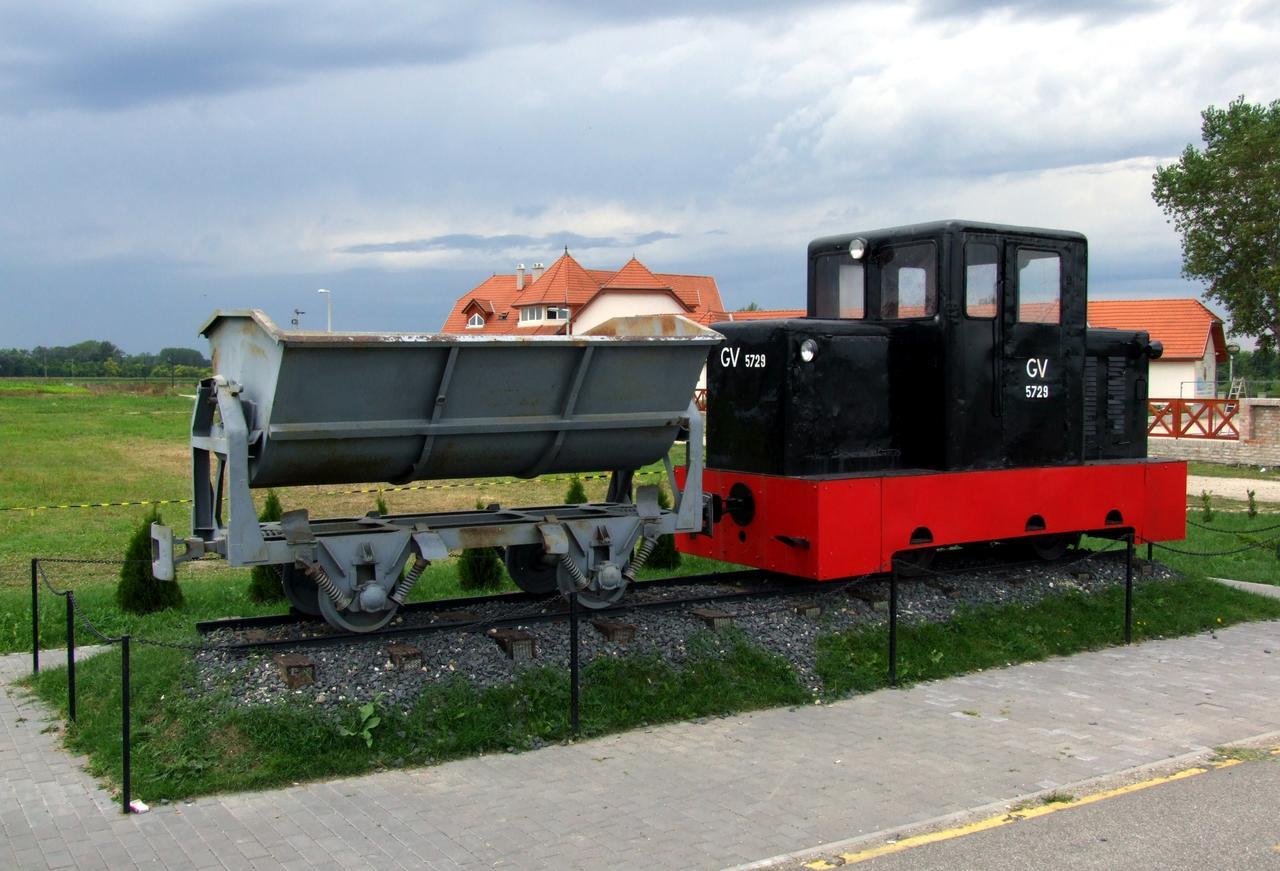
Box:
[646, 485, 682, 570]
[117, 507, 184, 614]
[458, 547, 505, 591]
[247, 490, 286, 603]
[565, 475, 588, 504]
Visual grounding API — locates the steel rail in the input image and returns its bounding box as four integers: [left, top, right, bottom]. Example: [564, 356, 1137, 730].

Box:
[196, 570, 765, 636]
[202, 574, 812, 654]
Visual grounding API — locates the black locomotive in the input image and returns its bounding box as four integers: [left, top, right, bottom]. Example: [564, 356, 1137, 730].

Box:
[683, 220, 1185, 578]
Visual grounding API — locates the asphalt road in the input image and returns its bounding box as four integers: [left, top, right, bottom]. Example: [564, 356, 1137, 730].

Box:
[834, 756, 1280, 871]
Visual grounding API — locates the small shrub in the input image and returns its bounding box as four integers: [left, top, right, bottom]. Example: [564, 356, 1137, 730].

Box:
[1247, 489, 1258, 519]
[117, 508, 184, 614]
[565, 475, 588, 505]
[375, 492, 389, 516]
[646, 485, 682, 571]
[458, 547, 505, 591]
[247, 490, 285, 603]
[1200, 490, 1214, 522]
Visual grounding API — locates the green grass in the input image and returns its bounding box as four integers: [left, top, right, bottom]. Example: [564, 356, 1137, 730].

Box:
[1189, 461, 1280, 481]
[1141, 513, 1280, 586]
[815, 577, 1280, 695]
[27, 629, 806, 800]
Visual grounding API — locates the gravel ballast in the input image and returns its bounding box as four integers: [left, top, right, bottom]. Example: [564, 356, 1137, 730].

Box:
[192, 550, 1173, 716]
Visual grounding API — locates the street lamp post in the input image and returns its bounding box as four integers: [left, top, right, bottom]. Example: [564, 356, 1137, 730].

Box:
[318, 288, 332, 332]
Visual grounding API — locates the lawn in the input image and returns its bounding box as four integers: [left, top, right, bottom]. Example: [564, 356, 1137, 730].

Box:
[1188, 461, 1280, 481]
[0, 380, 692, 584]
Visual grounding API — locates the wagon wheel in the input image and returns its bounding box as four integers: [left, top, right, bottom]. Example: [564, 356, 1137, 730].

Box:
[280, 564, 322, 617]
[504, 544, 559, 595]
[1026, 533, 1080, 562]
[318, 593, 399, 633]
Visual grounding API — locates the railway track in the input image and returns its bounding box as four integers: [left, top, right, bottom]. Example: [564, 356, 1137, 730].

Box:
[195, 542, 1136, 654]
[196, 569, 829, 652]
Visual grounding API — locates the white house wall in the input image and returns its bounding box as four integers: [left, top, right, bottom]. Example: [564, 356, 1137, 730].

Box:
[572, 292, 684, 334]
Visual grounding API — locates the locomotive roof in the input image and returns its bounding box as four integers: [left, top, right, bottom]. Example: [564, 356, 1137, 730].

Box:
[808, 219, 1086, 254]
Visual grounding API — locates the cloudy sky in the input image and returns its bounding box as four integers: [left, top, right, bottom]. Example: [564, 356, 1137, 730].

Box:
[1, 0, 1276, 351]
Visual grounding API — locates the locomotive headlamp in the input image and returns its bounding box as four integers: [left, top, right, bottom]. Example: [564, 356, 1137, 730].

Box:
[800, 338, 818, 363]
[848, 238, 867, 260]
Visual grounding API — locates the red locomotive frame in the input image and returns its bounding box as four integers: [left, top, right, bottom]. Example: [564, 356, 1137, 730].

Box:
[678, 459, 1186, 579]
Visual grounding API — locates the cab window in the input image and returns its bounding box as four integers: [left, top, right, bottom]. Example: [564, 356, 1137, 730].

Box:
[965, 242, 998, 318]
[1017, 249, 1061, 324]
[879, 242, 936, 319]
[814, 255, 865, 319]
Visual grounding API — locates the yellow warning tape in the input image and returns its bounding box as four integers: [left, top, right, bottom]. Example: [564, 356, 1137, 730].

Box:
[1, 470, 667, 514]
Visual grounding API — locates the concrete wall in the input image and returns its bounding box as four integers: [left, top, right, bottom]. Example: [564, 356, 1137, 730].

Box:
[1149, 398, 1280, 466]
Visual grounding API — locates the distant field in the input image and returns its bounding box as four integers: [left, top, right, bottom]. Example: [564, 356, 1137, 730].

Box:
[0, 380, 682, 586]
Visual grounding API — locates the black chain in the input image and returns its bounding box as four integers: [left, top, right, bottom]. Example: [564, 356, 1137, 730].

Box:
[1185, 517, 1280, 534]
[37, 561, 118, 644]
[1149, 538, 1280, 557]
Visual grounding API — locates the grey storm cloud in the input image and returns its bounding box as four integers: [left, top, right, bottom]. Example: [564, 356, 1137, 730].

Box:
[340, 230, 680, 255]
[0, 0, 1140, 113]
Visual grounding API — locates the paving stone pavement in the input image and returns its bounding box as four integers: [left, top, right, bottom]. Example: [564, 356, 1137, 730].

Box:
[3, 621, 1279, 871]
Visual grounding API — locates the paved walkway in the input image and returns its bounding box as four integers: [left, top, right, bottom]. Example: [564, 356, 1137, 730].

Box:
[1187, 474, 1280, 503]
[3, 621, 1279, 870]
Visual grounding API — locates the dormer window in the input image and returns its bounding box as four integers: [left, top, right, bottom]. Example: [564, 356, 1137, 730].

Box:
[546, 306, 570, 321]
[519, 305, 544, 323]
[466, 312, 485, 328]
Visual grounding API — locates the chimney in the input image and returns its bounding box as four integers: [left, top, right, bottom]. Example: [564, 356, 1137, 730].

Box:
[515, 263, 526, 291]
[532, 262, 545, 281]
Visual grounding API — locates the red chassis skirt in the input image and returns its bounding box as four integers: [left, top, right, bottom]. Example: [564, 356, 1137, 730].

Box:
[678, 460, 1187, 580]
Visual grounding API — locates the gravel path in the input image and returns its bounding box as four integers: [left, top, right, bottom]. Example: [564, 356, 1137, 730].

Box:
[193, 549, 1170, 717]
[1188, 474, 1280, 504]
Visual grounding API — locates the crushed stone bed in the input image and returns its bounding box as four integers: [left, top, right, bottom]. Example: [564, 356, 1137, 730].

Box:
[193, 552, 1173, 715]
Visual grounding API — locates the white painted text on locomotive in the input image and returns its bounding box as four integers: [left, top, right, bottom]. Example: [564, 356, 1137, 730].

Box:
[1025, 358, 1050, 379]
[721, 347, 740, 367]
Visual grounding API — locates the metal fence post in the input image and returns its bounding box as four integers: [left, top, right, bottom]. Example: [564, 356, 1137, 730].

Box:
[66, 592, 76, 723]
[569, 592, 581, 737]
[121, 635, 131, 814]
[1124, 534, 1134, 645]
[31, 558, 39, 675]
[888, 567, 899, 687]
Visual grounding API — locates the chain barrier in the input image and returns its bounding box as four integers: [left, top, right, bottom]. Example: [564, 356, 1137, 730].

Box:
[1185, 517, 1280, 534]
[1147, 538, 1280, 557]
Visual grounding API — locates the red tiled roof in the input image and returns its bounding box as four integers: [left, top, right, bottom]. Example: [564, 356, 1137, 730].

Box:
[442, 252, 725, 334]
[602, 257, 669, 291]
[1088, 299, 1227, 362]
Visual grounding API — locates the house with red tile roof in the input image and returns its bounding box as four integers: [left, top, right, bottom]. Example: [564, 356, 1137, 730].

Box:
[1088, 298, 1228, 398]
[441, 251, 727, 336]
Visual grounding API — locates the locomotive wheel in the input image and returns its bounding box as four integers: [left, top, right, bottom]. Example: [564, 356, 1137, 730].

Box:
[280, 564, 322, 617]
[1026, 533, 1079, 562]
[317, 592, 398, 633]
[504, 544, 559, 595]
[893, 548, 935, 578]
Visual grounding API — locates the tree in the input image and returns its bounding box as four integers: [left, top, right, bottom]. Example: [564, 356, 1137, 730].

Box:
[1152, 98, 1280, 350]
[737, 301, 762, 312]
[247, 490, 286, 602]
[118, 508, 184, 614]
